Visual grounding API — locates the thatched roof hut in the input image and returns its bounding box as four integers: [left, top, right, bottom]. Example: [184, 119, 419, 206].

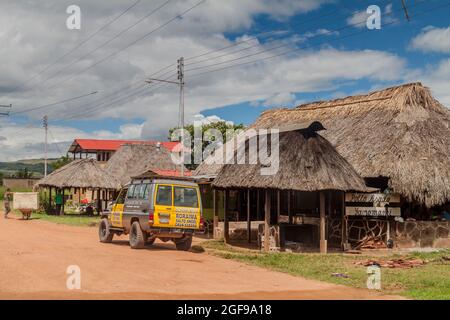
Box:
[35, 158, 120, 190]
[197, 83, 450, 207]
[252, 82, 450, 207]
[212, 125, 368, 192]
[104, 144, 180, 186]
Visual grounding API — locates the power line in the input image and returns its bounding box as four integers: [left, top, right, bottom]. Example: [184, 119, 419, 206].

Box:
[17, 0, 143, 91]
[11, 91, 98, 115]
[183, 0, 377, 65]
[184, 0, 409, 74]
[46, 0, 206, 90]
[186, 0, 440, 79]
[36, 0, 171, 89]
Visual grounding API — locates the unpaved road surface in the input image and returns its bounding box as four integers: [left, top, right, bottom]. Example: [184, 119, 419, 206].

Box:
[0, 216, 402, 300]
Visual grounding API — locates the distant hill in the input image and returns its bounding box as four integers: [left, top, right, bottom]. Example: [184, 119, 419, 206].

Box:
[0, 158, 58, 178]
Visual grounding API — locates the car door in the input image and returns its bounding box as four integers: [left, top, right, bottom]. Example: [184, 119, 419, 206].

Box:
[153, 184, 174, 228]
[111, 188, 127, 228]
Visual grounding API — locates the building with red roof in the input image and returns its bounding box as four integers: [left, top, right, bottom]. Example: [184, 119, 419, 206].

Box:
[68, 139, 180, 162]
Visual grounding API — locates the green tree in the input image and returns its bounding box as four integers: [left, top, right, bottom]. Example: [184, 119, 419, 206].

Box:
[169, 121, 246, 170]
[51, 155, 72, 171]
[14, 167, 33, 178]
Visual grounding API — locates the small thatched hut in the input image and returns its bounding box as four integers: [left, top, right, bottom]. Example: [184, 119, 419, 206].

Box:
[35, 158, 121, 214]
[104, 143, 183, 186]
[211, 123, 368, 252]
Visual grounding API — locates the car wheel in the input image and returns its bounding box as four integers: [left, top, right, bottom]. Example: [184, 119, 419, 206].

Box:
[99, 218, 114, 243]
[175, 236, 192, 251]
[129, 221, 145, 249]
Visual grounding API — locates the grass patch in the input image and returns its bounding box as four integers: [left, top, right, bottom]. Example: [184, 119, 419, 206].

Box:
[10, 209, 100, 227]
[202, 240, 450, 300]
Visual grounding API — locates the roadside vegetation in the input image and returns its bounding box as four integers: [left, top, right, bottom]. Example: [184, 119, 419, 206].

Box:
[201, 240, 450, 300]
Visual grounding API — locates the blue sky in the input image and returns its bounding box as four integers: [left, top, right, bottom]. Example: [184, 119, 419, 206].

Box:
[1, 0, 450, 160]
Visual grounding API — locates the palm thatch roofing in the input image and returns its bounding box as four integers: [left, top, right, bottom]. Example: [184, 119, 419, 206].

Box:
[212, 125, 368, 192]
[104, 144, 180, 186]
[213, 82, 449, 207]
[35, 159, 120, 190]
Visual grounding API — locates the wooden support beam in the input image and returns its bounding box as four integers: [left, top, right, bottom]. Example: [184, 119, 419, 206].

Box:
[256, 189, 260, 221]
[277, 190, 281, 223]
[319, 191, 327, 254]
[224, 190, 230, 244]
[287, 190, 292, 224]
[247, 189, 251, 243]
[264, 189, 271, 252]
[213, 189, 219, 239]
[61, 188, 65, 216]
[341, 191, 348, 249]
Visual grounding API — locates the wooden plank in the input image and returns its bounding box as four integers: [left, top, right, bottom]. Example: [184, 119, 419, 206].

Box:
[213, 189, 219, 239]
[224, 190, 230, 244]
[247, 189, 251, 243]
[345, 193, 401, 203]
[277, 190, 281, 223]
[264, 189, 271, 252]
[320, 191, 327, 254]
[346, 207, 401, 217]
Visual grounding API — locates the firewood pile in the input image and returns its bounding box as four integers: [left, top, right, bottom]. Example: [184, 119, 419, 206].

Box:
[354, 258, 425, 269]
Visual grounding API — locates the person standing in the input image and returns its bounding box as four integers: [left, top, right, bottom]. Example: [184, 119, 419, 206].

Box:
[4, 188, 12, 219]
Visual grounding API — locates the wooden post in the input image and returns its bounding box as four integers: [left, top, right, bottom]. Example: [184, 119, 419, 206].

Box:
[247, 189, 251, 243]
[341, 191, 348, 249]
[224, 190, 230, 244]
[264, 189, 271, 252]
[97, 189, 101, 215]
[287, 190, 292, 224]
[320, 191, 327, 254]
[256, 190, 260, 221]
[61, 189, 65, 215]
[277, 190, 281, 223]
[213, 189, 219, 239]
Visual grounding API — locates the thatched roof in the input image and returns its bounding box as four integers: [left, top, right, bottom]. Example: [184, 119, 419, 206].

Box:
[251, 82, 450, 207]
[104, 144, 180, 186]
[36, 159, 120, 190]
[213, 127, 368, 192]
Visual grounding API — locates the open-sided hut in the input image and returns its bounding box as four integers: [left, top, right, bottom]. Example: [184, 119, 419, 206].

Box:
[212, 123, 368, 252]
[197, 83, 450, 249]
[104, 144, 182, 187]
[35, 158, 120, 214]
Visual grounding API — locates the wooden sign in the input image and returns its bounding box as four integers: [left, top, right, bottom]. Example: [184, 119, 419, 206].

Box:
[345, 193, 400, 204]
[346, 207, 401, 217]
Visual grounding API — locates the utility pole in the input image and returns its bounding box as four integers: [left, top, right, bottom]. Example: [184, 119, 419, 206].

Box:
[43, 115, 48, 177]
[145, 57, 186, 177]
[177, 57, 185, 177]
[401, 0, 410, 21]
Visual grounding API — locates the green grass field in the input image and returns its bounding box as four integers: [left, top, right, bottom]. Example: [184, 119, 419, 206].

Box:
[201, 240, 450, 300]
[13, 211, 100, 227]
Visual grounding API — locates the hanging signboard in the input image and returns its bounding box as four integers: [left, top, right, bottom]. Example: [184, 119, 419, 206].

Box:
[346, 207, 401, 217]
[345, 193, 401, 217]
[345, 193, 401, 204]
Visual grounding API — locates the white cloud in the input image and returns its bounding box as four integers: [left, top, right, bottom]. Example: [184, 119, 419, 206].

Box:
[0, 121, 144, 161]
[347, 4, 397, 29]
[405, 58, 450, 107]
[0, 0, 409, 160]
[410, 26, 450, 54]
[264, 92, 296, 106]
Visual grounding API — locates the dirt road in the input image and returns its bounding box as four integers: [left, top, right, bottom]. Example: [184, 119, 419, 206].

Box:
[0, 216, 402, 300]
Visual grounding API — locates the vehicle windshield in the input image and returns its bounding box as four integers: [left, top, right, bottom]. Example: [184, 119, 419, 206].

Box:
[174, 186, 198, 208]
